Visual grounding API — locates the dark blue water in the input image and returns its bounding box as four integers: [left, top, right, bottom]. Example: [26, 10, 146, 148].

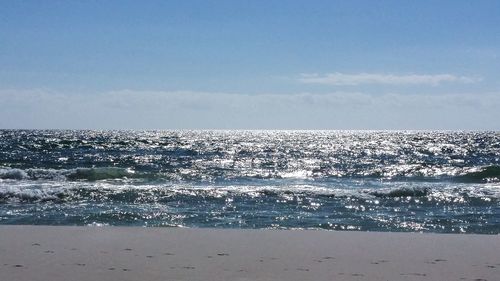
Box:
[1, 130, 499, 233]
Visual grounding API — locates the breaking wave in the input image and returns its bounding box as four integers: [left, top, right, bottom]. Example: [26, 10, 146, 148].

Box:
[1, 180, 499, 204]
[1, 165, 500, 183]
[0, 167, 142, 181]
[458, 165, 500, 183]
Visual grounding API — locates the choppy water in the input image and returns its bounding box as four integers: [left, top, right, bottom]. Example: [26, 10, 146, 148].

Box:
[1, 130, 499, 233]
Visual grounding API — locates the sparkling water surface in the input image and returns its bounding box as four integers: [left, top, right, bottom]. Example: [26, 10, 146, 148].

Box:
[1, 130, 499, 233]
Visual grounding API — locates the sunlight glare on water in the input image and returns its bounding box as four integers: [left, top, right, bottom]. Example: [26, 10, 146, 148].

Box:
[0, 130, 499, 233]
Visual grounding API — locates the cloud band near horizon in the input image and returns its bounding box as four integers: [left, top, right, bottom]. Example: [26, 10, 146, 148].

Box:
[299, 73, 482, 86]
[0, 89, 498, 130]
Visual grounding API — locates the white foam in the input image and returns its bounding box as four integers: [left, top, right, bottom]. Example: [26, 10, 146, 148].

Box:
[0, 168, 28, 180]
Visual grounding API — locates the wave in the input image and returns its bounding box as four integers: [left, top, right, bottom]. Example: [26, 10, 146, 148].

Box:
[1, 165, 500, 183]
[2, 179, 500, 205]
[369, 187, 430, 198]
[65, 167, 137, 181]
[0, 168, 28, 180]
[458, 166, 500, 183]
[1, 181, 498, 233]
[0, 167, 139, 181]
[0, 188, 66, 203]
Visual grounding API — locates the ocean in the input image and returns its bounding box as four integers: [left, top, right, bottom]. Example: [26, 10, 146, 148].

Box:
[0, 130, 499, 233]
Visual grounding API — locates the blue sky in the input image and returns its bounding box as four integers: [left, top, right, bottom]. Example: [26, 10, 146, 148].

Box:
[1, 1, 499, 129]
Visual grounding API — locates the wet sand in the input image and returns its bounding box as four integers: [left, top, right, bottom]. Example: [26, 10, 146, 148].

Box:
[0, 226, 498, 281]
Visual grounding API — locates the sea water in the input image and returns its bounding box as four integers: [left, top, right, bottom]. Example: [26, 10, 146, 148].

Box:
[0, 130, 499, 233]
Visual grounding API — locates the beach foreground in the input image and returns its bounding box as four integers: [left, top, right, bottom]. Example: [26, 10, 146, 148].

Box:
[0, 226, 498, 281]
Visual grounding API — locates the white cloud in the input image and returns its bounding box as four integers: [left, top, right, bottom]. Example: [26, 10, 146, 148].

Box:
[299, 72, 481, 86]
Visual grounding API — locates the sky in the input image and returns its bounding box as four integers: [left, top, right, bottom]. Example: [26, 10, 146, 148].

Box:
[1, 0, 499, 130]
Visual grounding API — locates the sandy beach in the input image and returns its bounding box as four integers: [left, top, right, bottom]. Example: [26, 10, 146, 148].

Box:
[0, 226, 498, 281]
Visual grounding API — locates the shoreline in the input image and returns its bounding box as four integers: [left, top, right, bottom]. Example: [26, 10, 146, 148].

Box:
[1, 226, 498, 281]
